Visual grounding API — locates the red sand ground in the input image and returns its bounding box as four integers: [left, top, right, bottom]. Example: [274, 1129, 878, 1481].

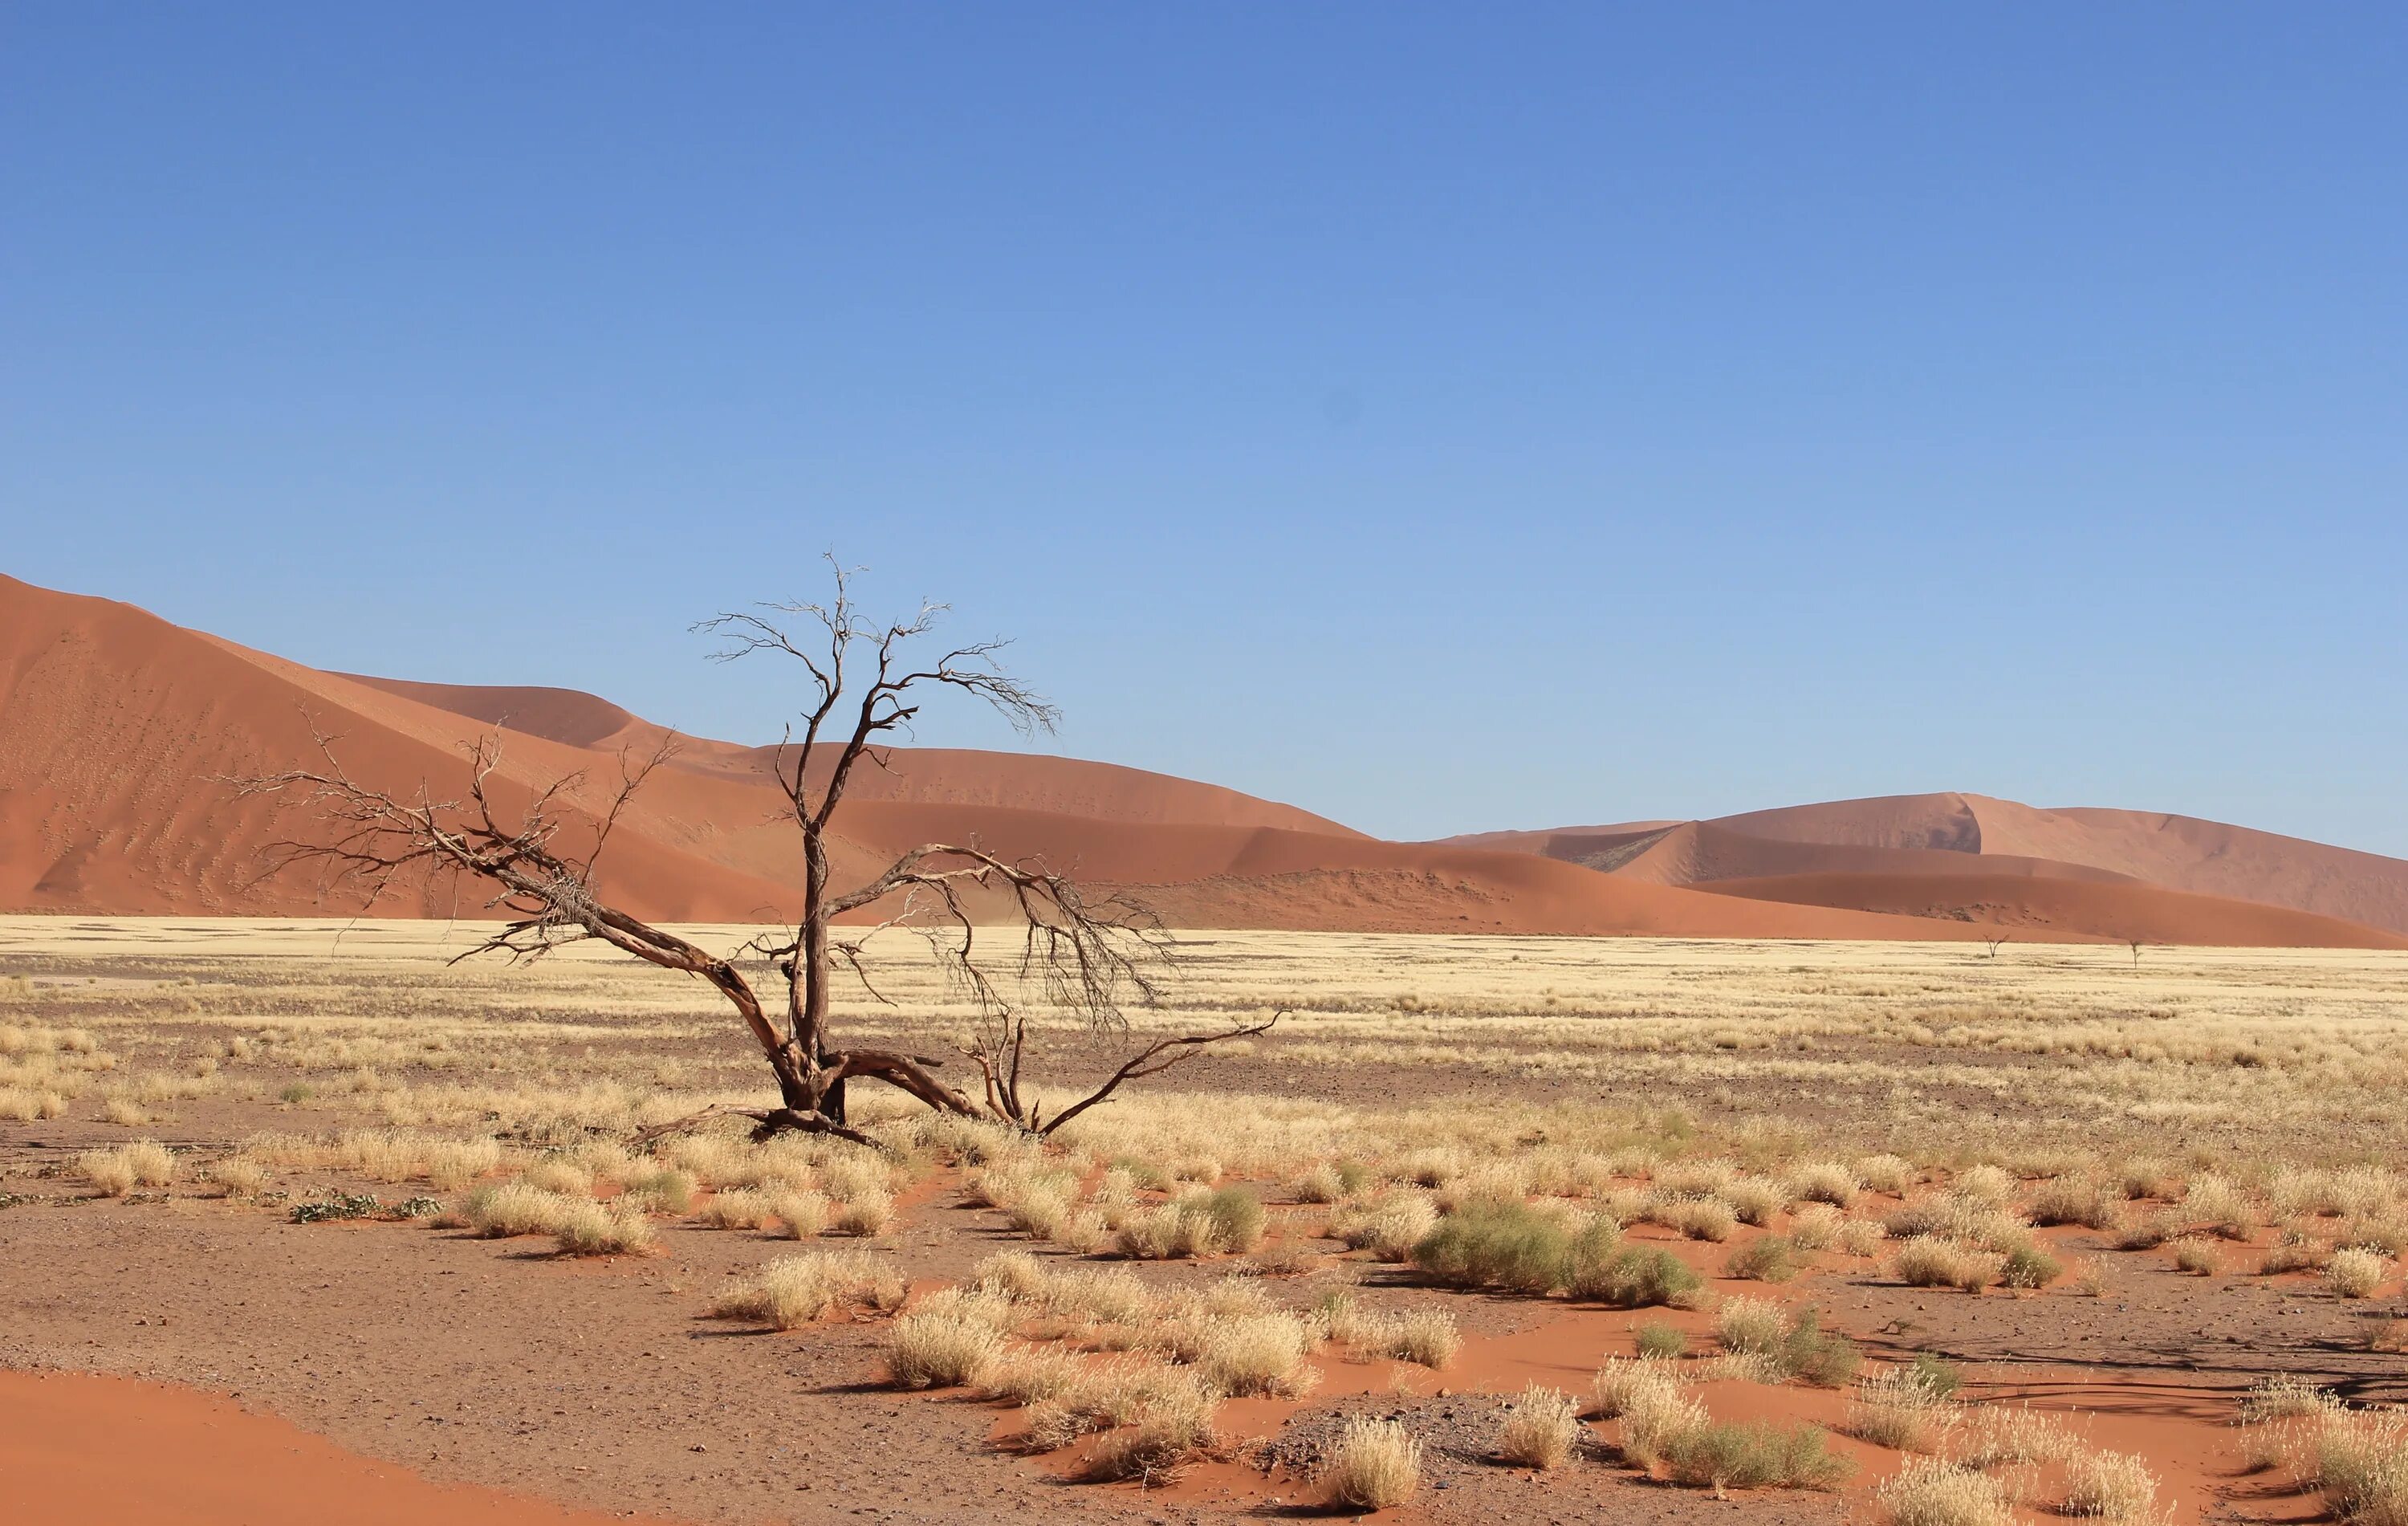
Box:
[4, 572, 2403, 946]
[0, 1369, 684, 1526]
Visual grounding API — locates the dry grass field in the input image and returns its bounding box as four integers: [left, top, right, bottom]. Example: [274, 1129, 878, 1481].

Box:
[5, 917, 2407, 1525]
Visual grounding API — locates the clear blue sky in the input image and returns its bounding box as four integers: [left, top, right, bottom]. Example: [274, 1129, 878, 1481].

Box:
[5, 6, 2403, 853]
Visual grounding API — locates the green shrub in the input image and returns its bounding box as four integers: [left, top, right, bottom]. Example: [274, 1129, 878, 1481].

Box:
[1193, 1185, 1267, 1252]
[1999, 1242, 2062, 1289]
[1725, 1234, 1801, 1283]
[622, 1166, 696, 1215]
[1635, 1320, 1689, 1360]
[1777, 1308, 1861, 1389]
[1576, 1244, 1703, 1308]
[1908, 1351, 1963, 1399]
[291, 1191, 380, 1223]
[1412, 1200, 1574, 1292]
[1663, 1420, 1851, 1491]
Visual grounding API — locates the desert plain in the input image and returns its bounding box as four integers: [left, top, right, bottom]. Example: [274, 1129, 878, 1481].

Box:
[6, 916, 2406, 1525]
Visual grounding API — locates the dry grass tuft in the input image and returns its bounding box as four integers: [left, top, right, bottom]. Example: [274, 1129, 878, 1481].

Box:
[552, 1199, 656, 1256]
[1957, 1404, 2076, 1467]
[884, 1289, 1011, 1389]
[1846, 1365, 1960, 1453]
[708, 1250, 905, 1329]
[2062, 1447, 2163, 1521]
[1320, 1417, 1422, 1510]
[1495, 1385, 1583, 1469]
[79, 1139, 176, 1195]
[1893, 1236, 2004, 1293]
[1878, 1458, 2012, 1526]
[2325, 1247, 2388, 1300]
[463, 1182, 578, 1238]
[1194, 1311, 1316, 1397]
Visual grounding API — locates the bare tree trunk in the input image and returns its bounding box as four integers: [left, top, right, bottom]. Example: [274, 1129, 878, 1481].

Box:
[230, 559, 1270, 1149]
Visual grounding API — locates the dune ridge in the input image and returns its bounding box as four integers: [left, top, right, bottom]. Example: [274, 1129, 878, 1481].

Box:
[1448, 791, 2408, 944]
[4, 573, 2401, 946]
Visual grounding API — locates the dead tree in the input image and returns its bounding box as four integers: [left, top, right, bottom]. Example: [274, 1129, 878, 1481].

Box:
[230, 562, 1273, 1148]
[1982, 935, 2008, 960]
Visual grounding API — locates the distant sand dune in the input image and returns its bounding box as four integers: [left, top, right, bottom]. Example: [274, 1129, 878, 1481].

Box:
[4, 573, 2400, 946]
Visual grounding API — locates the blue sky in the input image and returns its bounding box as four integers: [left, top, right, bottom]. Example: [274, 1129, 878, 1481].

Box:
[5, 6, 2403, 851]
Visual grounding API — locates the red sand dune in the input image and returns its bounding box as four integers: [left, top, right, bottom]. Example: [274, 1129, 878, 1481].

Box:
[5, 573, 2402, 946]
[1447, 793, 2408, 946]
[0, 575, 1962, 938]
[1694, 871, 2408, 946]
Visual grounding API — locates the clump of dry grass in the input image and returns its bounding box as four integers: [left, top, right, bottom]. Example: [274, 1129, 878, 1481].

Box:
[2062, 1447, 2163, 1522]
[425, 1137, 503, 1190]
[885, 1288, 1012, 1389]
[1724, 1233, 1803, 1283]
[829, 1189, 893, 1236]
[1846, 1365, 1960, 1453]
[1788, 1201, 1843, 1251]
[1790, 1160, 1861, 1207]
[1495, 1385, 1583, 1469]
[978, 1345, 1087, 1405]
[1710, 1299, 1859, 1388]
[1837, 1217, 1890, 1257]
[1328, 1192, 1441, 1262]
[553, 1198, 656, 1255]
[1878, 1458, 2012, 1526]
[708, 1250, 906, 1329]
[2179, 1173, 2257, 1240]
[1048, 1266, 1157, 1328]
[769, 1189, 831, 1237]
[2170, 1237, 2220, 1276]
[1595, 1357, 1710, 1470]
[1191, 1311, 1316, 1397]
[0, 1085, 67, 1121]
[1651, 1195, 1739, 1242]
[1715, 1296, 1788, 1357]
[1316, 1291, 1461, 1369]
[1956, 1404, 2075, 1467]
[462, 1182, 578, 1238]
[696, 1186, 778, 1230]
[1320, 1417, 1422, 1510]
[204, 1154, 270, 1197]
[971, 1249, 1054, 1303]
[79, 1140, 176, 1195]
[1022, 1360, 1219, 1481]
[2325, 1247, 2388, 1299]
[2310, 1410, 2408, 1526]
[1115, 1200, 1222, 1259]
[620, 1166, 697, 1215]
[519, 1156, 595, 1196]
[2028, 1174, 2121, 1230]
[1893, 1236, 2004, 1294]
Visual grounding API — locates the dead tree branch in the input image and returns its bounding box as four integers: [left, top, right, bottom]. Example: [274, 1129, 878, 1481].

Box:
[230, 556, 1255, 1147]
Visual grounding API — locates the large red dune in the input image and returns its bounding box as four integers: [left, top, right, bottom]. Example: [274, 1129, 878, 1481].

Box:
[1444, 794, 2408, 946]
[4, 573, 2403, 946]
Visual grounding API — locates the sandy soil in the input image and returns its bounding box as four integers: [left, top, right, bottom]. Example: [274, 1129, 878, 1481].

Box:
[6, 922, 2404, 1524]
[4, 1137, 2396, 1524]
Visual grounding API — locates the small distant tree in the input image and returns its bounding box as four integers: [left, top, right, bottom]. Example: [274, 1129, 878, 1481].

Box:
[1982, 935, 2009, 960]
[232, 560, 1273, 1147]
[2126, 938, 2146, 968]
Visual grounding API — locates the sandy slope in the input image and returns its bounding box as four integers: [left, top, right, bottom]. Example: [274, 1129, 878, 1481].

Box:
[7, 573, 2401, 945]
[1446, 792, 2408, 945]
[1694, 871, 2408, 948]
[0, 575, 1972, 938]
